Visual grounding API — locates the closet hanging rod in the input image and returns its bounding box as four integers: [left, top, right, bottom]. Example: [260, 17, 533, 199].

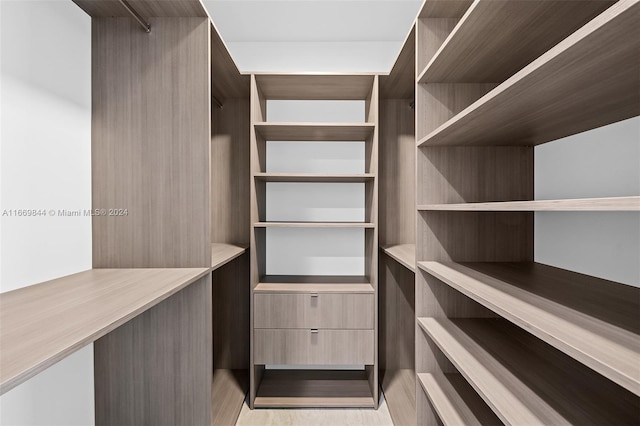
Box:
[119, 0, 151, 33]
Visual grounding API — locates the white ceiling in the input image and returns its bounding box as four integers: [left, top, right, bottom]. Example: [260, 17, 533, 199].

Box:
[203, 0, 421, 43]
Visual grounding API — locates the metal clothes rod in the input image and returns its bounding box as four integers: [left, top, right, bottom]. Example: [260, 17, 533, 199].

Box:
[118, 0, 151, 33]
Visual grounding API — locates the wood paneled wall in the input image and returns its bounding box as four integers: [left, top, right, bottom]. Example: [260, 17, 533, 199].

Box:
[91, 17, 211, 268]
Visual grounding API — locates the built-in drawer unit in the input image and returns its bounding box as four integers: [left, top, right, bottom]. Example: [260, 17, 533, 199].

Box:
[254, 293, 374, 329]
[254, 329, 374, 365]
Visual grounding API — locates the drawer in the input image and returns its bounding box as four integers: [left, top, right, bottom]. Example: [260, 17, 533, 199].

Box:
[254, 329, 374, 365]
[254, 293, 374, 329]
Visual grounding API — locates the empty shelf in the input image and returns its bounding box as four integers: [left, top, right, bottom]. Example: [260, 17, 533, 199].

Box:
[418, 261, 640, 395]
[255, 122, 375, 141]
[254, 173, 374, 183]
[418, 373, 500, 426]
[211, 369, 248, 426]
[417, 196, 640, 211]
[211, 243, 246, 270]
[417, 1, 640, 147]
[255, 275, 374, 293]
[382, 244, 416, 272]
[254, 369, 375, 408]
[254, 74, 376, 100]
[418, 317, 639, 425]
[0, 268, 209, 395]
[254, 222, 375, 228]
[382, 369, 416, 426]
[418, 1, 613, 83]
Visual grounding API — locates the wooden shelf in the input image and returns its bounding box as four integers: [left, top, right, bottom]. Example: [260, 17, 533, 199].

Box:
[382, 244, 415, 272]
[211, 369, 248, 426]
[254, 74, 376, 100]
[254, 173, 374, 183]
[72, 0, 207, 18]
[254, 369, 375, 408]
[255, 275, 374, 293]
[417, 196, 640, 212]
[418, 0, 471, 18]
[418, 317, 639, 425]
[417, 1, 640, 147]
[418, 1, 613, 83]
[417, 261, 640, 396]
[211, 243, 246, 270]
[255, 123, 374, 141]
[382, 369, 415, 426]
[254, 222, 375, 228]
[417, 373, 500, 426]
[0, 268, 209, 395]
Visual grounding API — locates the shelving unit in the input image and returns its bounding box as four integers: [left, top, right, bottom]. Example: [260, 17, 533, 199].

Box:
[414, 1, 640, 425]
[378, 23, 417, 426]
[249, 73, 379, 408]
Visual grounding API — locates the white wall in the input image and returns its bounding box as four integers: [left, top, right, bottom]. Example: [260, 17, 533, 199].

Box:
[535, 117, 640, 287]
[0, 1, 94, 424]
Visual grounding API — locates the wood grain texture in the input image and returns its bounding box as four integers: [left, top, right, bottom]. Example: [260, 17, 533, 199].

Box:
[254, 370, 375, 408]
[379, 99, 416, 246]
[255, 280, 374, 293]
[418, 196, 640, 211]
[255, 74, 376, 100]
[419, 261, 640, 395]
[255, 123, 374, 141]
[213, 253, 250, 370]
[211, 369, 248, 426]
[380, 26, 415, 99]
[418, 0, 472, 18]
[72, 0, 207, 17]
[211, 243, 246, 270]
[254, 293, 374, 329]
[254, 221, 375, 228]
[418, 0, 640, 146]
[253, 173, 374, 183]
[416, 18, 459, 79]
[92, 18, 210, 268]
[381, 369, 416, 426]
[416, 83, 496, 139]
[0, 268, 208, 395]
[419, 0, 613, 83]
[211, 98, 250, 246]
[419, 317, 640, 425]
[382, 244, 416, 272]
[254, 329, 374, 365]
[417, 146, 533, 204]
[95, 274, 212, 426]
[211, 24, 249, 101]
[418, 373, 501, 426]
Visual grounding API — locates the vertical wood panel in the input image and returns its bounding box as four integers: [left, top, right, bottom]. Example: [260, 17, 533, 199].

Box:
[379, 99, 416, 246]
[211, 99, 250, 245]
[95, 275, 212, 426]
[92, 18, 211, 268]
[213, 253, 250, 369]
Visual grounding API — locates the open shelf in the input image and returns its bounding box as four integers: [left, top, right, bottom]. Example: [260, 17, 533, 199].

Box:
[254, 173, 374, 183]
[255, 123, 374, 141]
[417, 261, 640, 395]
[0, 268, 209, 395]
[417, 373, 500, 426]
[254, 74, 376, 100]
[417, 1, 640, 147]
[211, 369, 248, 426]
[255, 275, 374, 293]
[418, 1, 613, 83]
[417, 196, 640, 212]
[382, 244, 415, 272]
[254, 222, 375, 228]
[254, 369, 375, 408]
[211, 243, 246, 270]
[418, 317, 639, 425]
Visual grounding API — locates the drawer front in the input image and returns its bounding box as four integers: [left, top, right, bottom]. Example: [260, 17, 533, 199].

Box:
[254, 329, 374, 365]
[254, 293, 374, 329]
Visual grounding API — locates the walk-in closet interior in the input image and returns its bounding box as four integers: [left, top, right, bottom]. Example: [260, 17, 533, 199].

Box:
[1, 0, 638, 425]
